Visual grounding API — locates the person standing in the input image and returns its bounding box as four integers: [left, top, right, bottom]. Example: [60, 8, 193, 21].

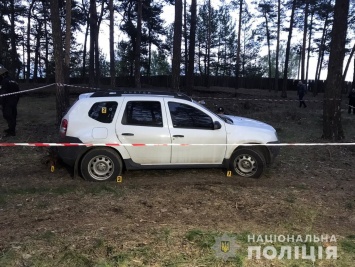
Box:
[297, 81, 307, 108]
[348, 88, 355, 114]
[0, 66, 20, 137]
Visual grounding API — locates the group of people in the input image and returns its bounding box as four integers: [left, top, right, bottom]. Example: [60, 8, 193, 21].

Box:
[216, 80, 355, 115]
[0, 66, 20, 137]
[296, 80, 355, 114]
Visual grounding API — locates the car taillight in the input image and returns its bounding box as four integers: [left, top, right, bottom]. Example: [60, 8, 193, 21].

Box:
[60, 119, 68, 138]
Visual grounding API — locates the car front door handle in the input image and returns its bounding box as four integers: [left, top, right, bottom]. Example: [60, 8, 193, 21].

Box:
[173, 135, 184, 138]
[122, 133, 134, 136]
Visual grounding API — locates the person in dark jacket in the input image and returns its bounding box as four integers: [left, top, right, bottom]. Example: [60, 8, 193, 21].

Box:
[297, 81, 307, 108]
[349, 88, 355, 114]
[0, 66, 20, 137]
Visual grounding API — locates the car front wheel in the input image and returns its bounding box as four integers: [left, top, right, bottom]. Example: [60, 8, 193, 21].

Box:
[230, 148, 266, 178]
[80, 148, 122, 182]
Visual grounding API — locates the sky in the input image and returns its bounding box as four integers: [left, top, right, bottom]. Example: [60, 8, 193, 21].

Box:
[92, 0, 353, 82]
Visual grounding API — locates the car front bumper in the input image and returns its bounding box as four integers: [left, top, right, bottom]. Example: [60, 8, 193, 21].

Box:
[267, 141, 280, 164]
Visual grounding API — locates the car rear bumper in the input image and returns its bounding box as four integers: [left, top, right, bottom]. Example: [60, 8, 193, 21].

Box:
[57, 136, 89, 167]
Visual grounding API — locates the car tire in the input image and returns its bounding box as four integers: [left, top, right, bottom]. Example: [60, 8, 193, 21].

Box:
[80, 148, 122, 182]
[229, 148, 266, 178]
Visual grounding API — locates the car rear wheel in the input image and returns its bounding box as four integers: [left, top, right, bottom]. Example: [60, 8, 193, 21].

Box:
[80, 148, 122, 182]
[230, 148, 266, 178]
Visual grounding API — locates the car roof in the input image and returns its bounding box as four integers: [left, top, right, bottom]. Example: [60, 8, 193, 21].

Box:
[83, 90, 193, 102]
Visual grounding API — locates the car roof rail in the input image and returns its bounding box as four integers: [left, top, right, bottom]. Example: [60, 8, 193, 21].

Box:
[90, 90, 192, 101]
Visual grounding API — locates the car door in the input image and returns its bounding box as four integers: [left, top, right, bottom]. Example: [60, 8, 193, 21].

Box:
[164, 99, 227, 164]
[116, 98, 172, 164]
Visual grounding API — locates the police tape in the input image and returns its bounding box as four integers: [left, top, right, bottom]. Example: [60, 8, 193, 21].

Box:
[0, 83, 56, 97]
[0, 82, 349, 105]
[0, 83, 102, 98]
[0, 142, 355, 147]
[194, 96, 342, 102]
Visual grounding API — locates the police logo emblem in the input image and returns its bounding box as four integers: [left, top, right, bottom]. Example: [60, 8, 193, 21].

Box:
[212, 233, 239, 260]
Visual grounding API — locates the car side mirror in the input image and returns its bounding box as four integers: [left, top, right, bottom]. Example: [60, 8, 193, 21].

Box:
[214, 121, 222, 130]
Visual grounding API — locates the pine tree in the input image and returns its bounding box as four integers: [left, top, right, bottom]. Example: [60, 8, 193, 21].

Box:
[323, 0, 349, 140]
[171, 0, 183, 91]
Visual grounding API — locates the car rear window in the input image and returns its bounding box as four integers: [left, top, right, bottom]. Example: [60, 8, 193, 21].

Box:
[88, 101, 118, 123]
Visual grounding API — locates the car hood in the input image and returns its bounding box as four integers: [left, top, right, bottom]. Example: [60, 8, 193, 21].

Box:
[224, 115, 275, 131]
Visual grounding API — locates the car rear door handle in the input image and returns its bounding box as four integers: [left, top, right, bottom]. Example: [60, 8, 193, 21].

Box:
[173, 135, 184, 138]
[122, 133, 134, 136]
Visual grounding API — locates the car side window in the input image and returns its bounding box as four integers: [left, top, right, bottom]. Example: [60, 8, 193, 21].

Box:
[122, 101, 163, 127]
[88, 101, 118, 123]
[168, 102, 214, 130]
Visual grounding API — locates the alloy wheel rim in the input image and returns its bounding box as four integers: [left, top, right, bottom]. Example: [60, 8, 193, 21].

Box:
[88, 155, 114, 180]
[234, 154, 257, 176]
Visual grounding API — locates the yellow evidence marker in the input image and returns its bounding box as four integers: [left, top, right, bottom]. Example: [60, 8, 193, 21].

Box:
[116, 176, 123, 183]
[51, 165, 55, 173]
[226, 171, 232, 177]
[102, 107, 107, 113]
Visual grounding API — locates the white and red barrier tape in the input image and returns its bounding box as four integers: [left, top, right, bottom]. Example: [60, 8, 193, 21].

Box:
[0, 83, 350, 103]
[0, 83, 56, 97]
[0, 142, 354, 147]
[194, 96, 342, 102]
[0, 83, 101, 98]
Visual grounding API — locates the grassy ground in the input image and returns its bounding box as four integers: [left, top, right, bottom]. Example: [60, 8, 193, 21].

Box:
[0, 86, 354, 266]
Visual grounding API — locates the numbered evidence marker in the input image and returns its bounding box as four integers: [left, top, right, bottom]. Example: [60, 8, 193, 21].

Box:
[226, 171, 232, 177]
[116, 176, 123, 183]
[102, 107, 107, 114]
[51, 165, 55, 172]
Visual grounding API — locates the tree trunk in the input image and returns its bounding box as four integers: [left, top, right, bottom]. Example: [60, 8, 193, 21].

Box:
[109, 0, 115, 87]
[148, 30, 152, 77]
[274, 0, 281, 92]
[43, 4, 50, 83]
[94, 1, 105, 86]
[171, 0, 183, 91]
[301, 0, 309, 82]
[264, 12, 272, 92]
[26, 1, 35, 83]
[314, 11, 330, 96]
[184, 0, 188, 76]
[82, 22, 89, 79]
[206, 0, 211, 88]
[33, 22, 41, 83]
[0, 19, 2, 62]
[343, 43, 355, 82]
[306, 10, 314, 84]
[281, 0, 296, 98]
[65, 0, 72, 83]
[10, 0, 17, 75]
[89, 0, 97, 86]
[81, 0, 90, 79]
[235, 0, 243, 91]
[198, 42, 203, 75]
[134, 0, 142, 89]
[50, 0, 69, 125]
[323, 0, 349, 140]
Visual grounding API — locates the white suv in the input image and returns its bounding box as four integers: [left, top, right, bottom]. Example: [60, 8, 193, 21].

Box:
[58, 91, 279, 181]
